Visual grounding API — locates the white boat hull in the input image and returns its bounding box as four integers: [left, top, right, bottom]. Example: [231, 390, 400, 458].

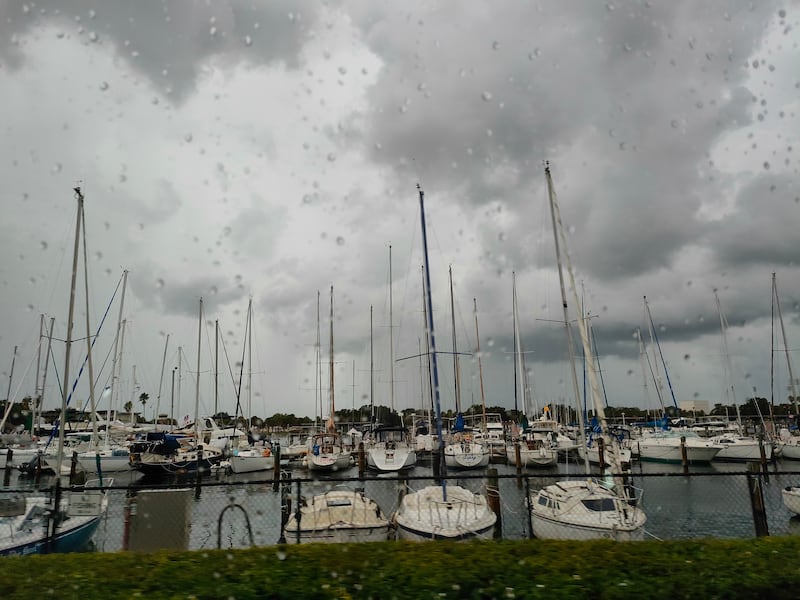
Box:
[393, 484, 497, 541]
[782, 486, 800, 515]
[506, 444, 558, 468]
[283, 490, 390, 544]
[367, 446, 416, 472]
[444, 442, 490, 470]
[530, 479, 646, 541]
[229, 449, 275, 474]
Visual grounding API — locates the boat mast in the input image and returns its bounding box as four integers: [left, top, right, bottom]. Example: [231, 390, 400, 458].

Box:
[773, 274, 799, 414]
[328, 285, 335, 432]
[449, 266, 462, 418]
[56, 186, 84, 476]
[473, 298, 487, 430]
[715, 291, 742, 428]
[37, 318, 56, 437]
[214, 319, 219, 417]
[389, 244, 395, 414]
[195, 298, 203, 442]
[544, 165, 589, 474]
[154, 334, 170, 432]
[418, 184, 447, 490]
[247, 298, 253, 428]
[109, 270, 128, 426]
[370, 305, 375, 424]
[80, 202, 98, 447]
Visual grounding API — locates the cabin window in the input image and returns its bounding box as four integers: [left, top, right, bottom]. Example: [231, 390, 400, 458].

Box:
[581, 498, 617, 512]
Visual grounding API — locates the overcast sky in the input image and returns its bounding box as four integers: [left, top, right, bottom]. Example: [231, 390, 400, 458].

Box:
[0, 1, 798, 425]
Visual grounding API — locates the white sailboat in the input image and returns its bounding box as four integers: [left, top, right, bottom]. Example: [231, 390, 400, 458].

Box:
[392, 184, 497, 541]
[307, 287, 351, 473]
[229, 299, 275, 474]
[283, 488, 390, 544]
[1, 187, 110, 555]
[528, 163, 646, 541]
[443, 266, 490, 470]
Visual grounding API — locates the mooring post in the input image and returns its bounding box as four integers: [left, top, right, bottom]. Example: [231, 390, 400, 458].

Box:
[514, 441, 522, 488]
[294, 479, 303, 544]
[487, 467, 502, 539]
[272, 443, 282, 492]
[524, 476, 534, 539]
[680, 436, 689, 474]
[195, 446, 204, 499]
[746, 461, 769, 537]
[358, 441, 366, 479]
[758, 433, 769, 479]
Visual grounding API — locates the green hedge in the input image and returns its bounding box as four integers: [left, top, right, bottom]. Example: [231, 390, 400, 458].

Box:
[2, 538, 799, 599]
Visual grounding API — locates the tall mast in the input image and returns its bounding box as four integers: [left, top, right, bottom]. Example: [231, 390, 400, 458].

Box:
[389, 244, 395, 414]
[418, 184, 447, 490]
[214, 319, 219, 417]
[370, 305, 375, 423]
[449, 265, 461, 416]
[315, 291, 321, 428]
[109, 270, 128, 426]
[195, 298, 203, 440]
[247, 298, 253, 427]
[715, 291, 741, 427]
[80, 201, 98, 446]
[155, 334, 170, 432]
[544, 165, 589, 474]
[773, 274, 799, 414]
[473, 298, 487, 430]
[38, 318, 55, 436]
[57, 186, 84, 476]
[328, 285, 335, 431]
[512, 273, 520, 415]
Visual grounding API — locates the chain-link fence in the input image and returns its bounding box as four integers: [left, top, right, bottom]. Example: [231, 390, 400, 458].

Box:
[3, 466, 800, 553]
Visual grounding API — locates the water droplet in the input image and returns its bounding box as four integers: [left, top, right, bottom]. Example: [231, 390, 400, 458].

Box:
[763, 161, 770, 170]
[39, 241, 48, 250]
[338, 66, 347, 75]
[492, 41, 500, 50]
[99, 81, 109, 91]
[51, 163, 62, 173]
[528, 48, 542, 60]
[243, 35, 252, 46]
[606, 2, 615, 10]
[670, 119, 679, 128]
[156, 278, 164, 289]
[336, 236, 345, 246]
[88, 31, 99, 42]
[327, 153, 336, 162]
[209, 26, 217, 36]
[481, 91, 493, 101]
[185, 133, 193, 142]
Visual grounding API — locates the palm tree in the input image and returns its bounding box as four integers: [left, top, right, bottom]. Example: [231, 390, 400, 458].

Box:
[139, 392, 149, 423]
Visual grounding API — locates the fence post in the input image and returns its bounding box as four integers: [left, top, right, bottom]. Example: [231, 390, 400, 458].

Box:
[680, 436, 689, 474]
[746, 462, 769, 537]
[514, 441, 522, 488]
[358, 442, 366, 479]
[758, 433, 769, 479]
[486, 468, 502, 539]
[524, 475, 533, 539]
[294, 479, 303, 544]
[272, 443, 282, 492]
[195, 447, 204, 499]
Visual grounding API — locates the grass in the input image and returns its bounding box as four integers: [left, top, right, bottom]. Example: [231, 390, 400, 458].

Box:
[1, 537, 799, 599]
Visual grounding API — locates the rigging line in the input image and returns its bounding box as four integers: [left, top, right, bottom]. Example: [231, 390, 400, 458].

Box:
[644, 298, 680, 412]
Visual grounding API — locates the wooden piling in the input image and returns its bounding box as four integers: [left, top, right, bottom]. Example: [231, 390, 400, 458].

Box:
[486, 468, 502, 540]
[758, 433, 769, 479]
[195, 447, 203, 499]
[272, 443, 282, 492]
[680, 436, 689, 474]
[597, 437, 606, 471]
[514, 441, 522, 488]
[358, 442, 366, 479]
[747, 461, 769, 537]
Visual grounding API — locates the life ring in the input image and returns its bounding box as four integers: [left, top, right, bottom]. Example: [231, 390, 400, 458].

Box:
[262, 448, 271, 457]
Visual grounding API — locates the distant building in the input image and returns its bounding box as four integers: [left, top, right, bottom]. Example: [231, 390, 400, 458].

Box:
[680, 400, 709, 414]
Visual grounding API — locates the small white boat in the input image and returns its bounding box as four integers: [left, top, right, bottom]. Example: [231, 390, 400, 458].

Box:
[393, 484, 497, 541]
[228, 443, 275, 474]
[530, 479, 646, 541]
[782, 486, 800, 515]
[283, 489, 390, 544]
[366, 425, 416, 472]
[306, 432, 352, 472]
[444, 433, 490, 470]
[636, 430, 722, 464]
[507, 428, 558, 468]
[76, 446, 133, 473]
[710, 435, 773, 462]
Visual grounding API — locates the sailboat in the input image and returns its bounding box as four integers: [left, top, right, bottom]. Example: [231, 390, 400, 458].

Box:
[707, 291, 773, 462]
[505, 272, 559, 468]
[229, 299, 275, 474]
[528, 163, 646, 541]
[306, 286, 352, 472]
[771, 274, 800, 460]
[442, 266, 490, 470]
[366, 246, 417, 472]
[1, 187, 110, 555]
[130, 298, 224, 476]
[392, 184, 496, 541]
[635, 297, 723, 464]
